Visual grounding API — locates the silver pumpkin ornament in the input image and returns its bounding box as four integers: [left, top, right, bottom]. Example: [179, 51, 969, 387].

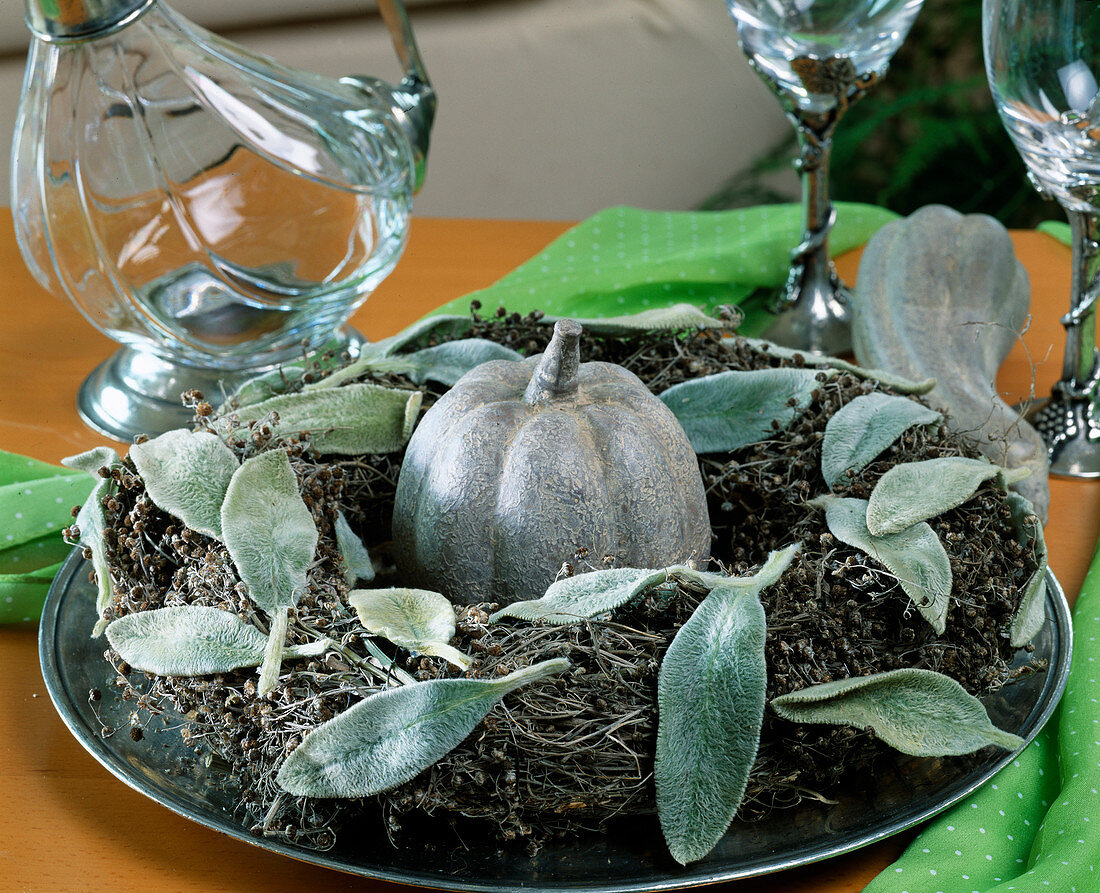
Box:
[392, 319, 712, 605]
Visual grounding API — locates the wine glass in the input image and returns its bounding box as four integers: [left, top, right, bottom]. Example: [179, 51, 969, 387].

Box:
[984, 0, 1100, 477]
[725, 0, 925, 355]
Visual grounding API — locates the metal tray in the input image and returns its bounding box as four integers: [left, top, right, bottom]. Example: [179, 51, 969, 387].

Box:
[40, 548, 1072, 891]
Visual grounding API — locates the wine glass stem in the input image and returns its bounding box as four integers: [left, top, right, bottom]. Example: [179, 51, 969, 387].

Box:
[792, 115, 841, 299]
[1062, 209, 1100, 392]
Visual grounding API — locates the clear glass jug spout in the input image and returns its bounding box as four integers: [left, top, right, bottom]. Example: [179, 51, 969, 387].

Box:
[13, 0, 435, 441]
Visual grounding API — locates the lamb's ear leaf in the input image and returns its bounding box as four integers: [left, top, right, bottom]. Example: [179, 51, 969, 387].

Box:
[1006, 493, 1049, 647]
[489, 567, 670, 626]
[556, 304, 737, 335]
[821, 394, 942, 489]
[491, 544, 802, 627]
[817, 495, 951, 634]
[106, 606, 268, 674]
[740, 337, 936, 394]
[221, 450, 318, 618]
[335, 512, 375, 586]
[659, 367, 825, 454]
[388, 339, 525, 387]
[771, 668, 1024, 755]
[655, 545, 796, 866]
[74, 477, 114, 637]
[106, 605, 330, 676]
[276, 658, 570, 798]
[62, 446, 120, 477]
[350, 588, 471, 671]
[221, 383, 423, 455]
[129, 429, 239, 540]
[257, 605, 290, 695]
[866, 457, 1002, 536]
[306, 315, 476, 390]
[222, 362, 308, 411]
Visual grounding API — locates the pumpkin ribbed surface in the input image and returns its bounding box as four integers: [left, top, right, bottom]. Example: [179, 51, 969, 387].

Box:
[392, 320, 711, 605]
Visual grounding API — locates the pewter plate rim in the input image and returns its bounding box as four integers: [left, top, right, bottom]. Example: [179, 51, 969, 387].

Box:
[40, 548, 1072, 892]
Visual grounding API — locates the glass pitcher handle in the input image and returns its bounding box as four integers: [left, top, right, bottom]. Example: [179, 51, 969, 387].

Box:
[377, 0, 430, 89]
[346, 0, 436, 193]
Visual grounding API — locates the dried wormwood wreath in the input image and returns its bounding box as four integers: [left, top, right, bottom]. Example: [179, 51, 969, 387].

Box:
[62, 305, 1047, 864]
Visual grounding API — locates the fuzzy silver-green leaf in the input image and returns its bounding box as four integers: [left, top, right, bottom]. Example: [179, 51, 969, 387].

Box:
[224, 383, 422, 455]
[1006, 492, 1048, 647]
[129, 429, 239, 540]
[221, 450, 318, 617]
[62, 446, 119, 477]
[771, 668, 1024, 755]
[309, 315, 476, 390]
[489, 567, 672, 625]
[258, 605, 289, 695]
[276, 658, 570, 797]
[350, 588, 471, 670]
[655, 545, 796, 865]
[106, 605, 331, 676]
[335, 511, 375, 586]
[741, 338, 936, 394]
[107, 605, 269, 675]
[557, 304, 736, 336]
[818, 496, 951, 634]
[821, 394, 942, 489]
[866, 457, 1002, 536]
[392, 339, 525, 387]
[74, 477, 113, 637]
[491, 547, 801, 627]
[223, 363, 309, 411]
[659, 367, 824, 454]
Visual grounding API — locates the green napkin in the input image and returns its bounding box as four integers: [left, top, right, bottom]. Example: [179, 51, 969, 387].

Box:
[430, 203, 899, 333]
[0, 450, 95, 625]
[1037, 220, 1071, 246]
[865, 540, 1100, 892]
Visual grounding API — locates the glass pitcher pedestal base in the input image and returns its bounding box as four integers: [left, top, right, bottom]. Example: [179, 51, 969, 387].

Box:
[77, 329, 365, 442]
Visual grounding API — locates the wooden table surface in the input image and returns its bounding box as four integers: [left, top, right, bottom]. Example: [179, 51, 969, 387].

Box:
[0, 212, 1096, 892]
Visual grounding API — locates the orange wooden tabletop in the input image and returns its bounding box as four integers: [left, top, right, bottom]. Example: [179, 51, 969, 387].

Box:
[0, 212, 1095, 893]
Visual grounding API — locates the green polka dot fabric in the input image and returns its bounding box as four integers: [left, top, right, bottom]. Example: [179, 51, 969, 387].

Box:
[430, 202, 899, 331]
[865, 541, 1100, 892]
[0, 450, 95, 625]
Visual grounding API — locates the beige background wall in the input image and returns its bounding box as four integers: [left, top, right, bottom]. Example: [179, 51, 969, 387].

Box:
[0, 0, 792, 219]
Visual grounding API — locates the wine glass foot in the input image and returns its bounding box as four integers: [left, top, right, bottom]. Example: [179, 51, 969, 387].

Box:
[761, 262, 853, 356]
[1025, 385, 1100, 479]
[77, 328, 366, 442]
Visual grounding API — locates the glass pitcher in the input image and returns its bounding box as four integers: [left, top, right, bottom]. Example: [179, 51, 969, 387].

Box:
[12, 0, 435, 440]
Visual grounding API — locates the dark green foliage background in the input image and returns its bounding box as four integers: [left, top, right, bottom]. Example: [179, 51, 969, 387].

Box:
[705, 0, 1061, 229]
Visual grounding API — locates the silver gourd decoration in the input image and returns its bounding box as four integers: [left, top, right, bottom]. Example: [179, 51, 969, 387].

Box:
[392, 319, 712, 605]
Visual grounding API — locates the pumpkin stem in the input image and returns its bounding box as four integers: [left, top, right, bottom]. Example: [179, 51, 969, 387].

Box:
[525, 319, 582, 404]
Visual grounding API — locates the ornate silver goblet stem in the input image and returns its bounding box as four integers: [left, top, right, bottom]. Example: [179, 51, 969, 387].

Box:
[764, 103, 852, 356]
[747, 56, 881, 355]
[1024, 208, 1100, 476]
[727, 0, 923, 355]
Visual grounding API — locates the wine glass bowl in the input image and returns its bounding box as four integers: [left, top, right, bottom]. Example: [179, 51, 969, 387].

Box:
[984, 0, 1100, 477]
[726, 0, 924, 356]
[729, 0, 923, 114]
